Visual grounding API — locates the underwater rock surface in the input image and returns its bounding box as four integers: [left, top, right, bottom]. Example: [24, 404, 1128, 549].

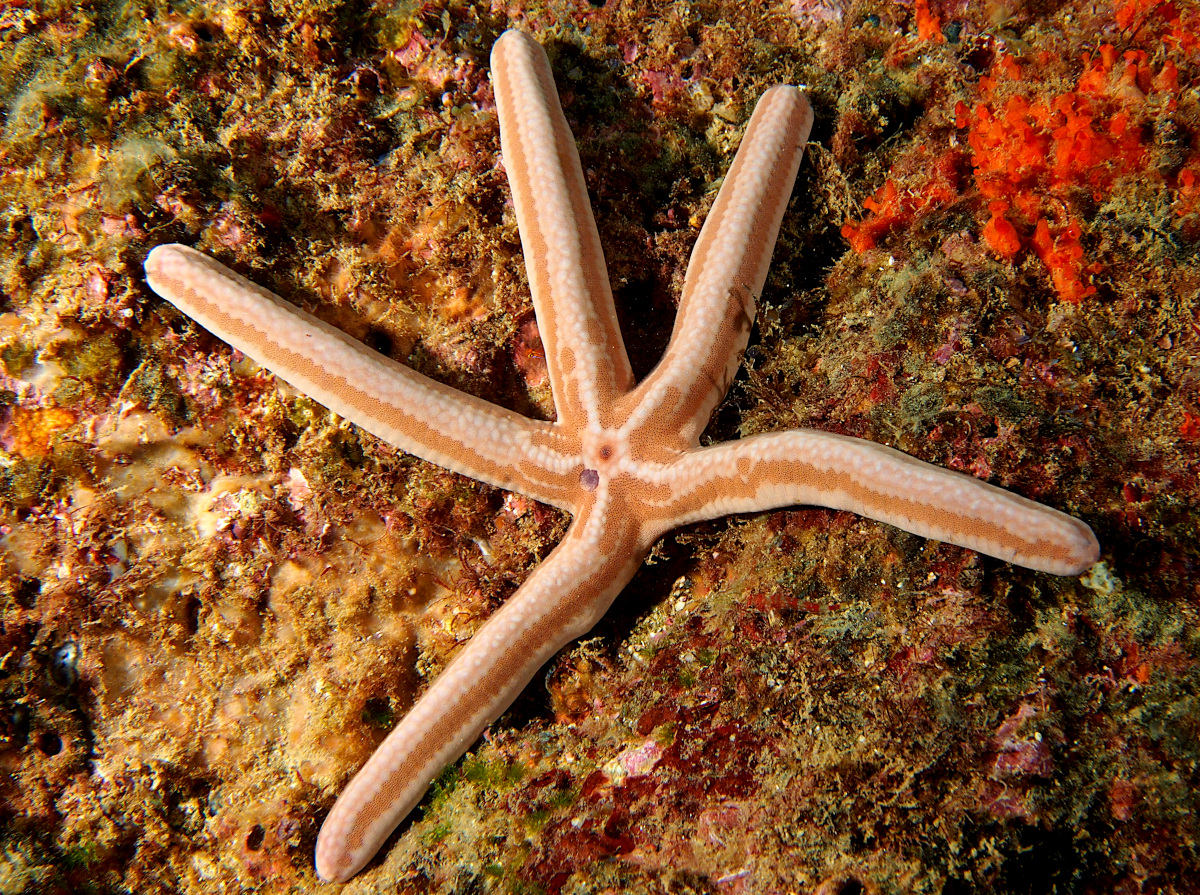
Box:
[1, 0, 1198, 892]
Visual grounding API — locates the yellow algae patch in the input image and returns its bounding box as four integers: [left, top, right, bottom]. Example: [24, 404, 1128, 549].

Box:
[91, 413, 276, 545]
[208, 583, 264, 647]
[284, 665, 393, 788]
[92, 633, 211, 773]
[92, 408, 216, 515]
[202, 675, 288, 771]
[5, 405, 77, 457]
[441, 284, 491, 323]
[373, 198, 497, 323]
[258, 522, 454, 788]
[0, 521, 53, 578]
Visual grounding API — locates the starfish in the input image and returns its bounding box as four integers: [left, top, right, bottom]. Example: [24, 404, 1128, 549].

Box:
[144, 30, 1099, 882]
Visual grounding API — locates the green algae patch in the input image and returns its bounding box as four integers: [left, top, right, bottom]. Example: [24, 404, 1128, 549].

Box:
[461, 754, 527, 791]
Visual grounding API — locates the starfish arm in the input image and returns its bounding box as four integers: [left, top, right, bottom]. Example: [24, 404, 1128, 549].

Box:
[624, 85, 813, 445]
[314, 502, 648, 882]
[649, 431, 1100, 576]
[492, 30, 635, 429]
[144, 244, 580, 507]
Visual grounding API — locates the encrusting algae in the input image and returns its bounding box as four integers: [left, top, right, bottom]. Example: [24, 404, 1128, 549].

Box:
[2, 1, 1199, 893]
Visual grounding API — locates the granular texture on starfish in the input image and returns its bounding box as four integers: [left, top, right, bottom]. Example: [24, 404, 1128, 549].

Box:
[144, 29, 1099, 883]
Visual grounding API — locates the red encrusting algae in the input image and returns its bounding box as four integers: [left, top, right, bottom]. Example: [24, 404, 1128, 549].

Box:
[839, 149, 960, 255]
[844, 0, 1200, 303]
[914, 0, 944, 44]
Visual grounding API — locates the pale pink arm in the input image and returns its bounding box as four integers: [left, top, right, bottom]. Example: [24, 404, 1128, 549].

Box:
[492, 30, 635, 430]
[625, 86, 814, 446]
[647, 431, 1099, 576]
[145, 244, 580, 508]
[314, 504, 646, 881]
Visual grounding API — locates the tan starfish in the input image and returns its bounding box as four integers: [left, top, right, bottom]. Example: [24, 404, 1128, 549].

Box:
[144, 30, 1099, 882]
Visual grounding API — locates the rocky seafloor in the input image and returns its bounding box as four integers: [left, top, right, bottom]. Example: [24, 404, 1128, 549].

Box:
[1, 0, 1198, 892]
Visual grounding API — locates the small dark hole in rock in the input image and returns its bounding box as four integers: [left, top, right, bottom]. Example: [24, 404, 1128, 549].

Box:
[246, 824, 265, 850]
[364, 328, 393, 357]
[361, 697, 392, 728]
[186, 595, 203, 634]
[11, 704, 30, 747]
[838, 880, 865, 895]
[354, 69, 380, 97]
[15, 577, 39, 608]
[37, 731, 63, 756]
